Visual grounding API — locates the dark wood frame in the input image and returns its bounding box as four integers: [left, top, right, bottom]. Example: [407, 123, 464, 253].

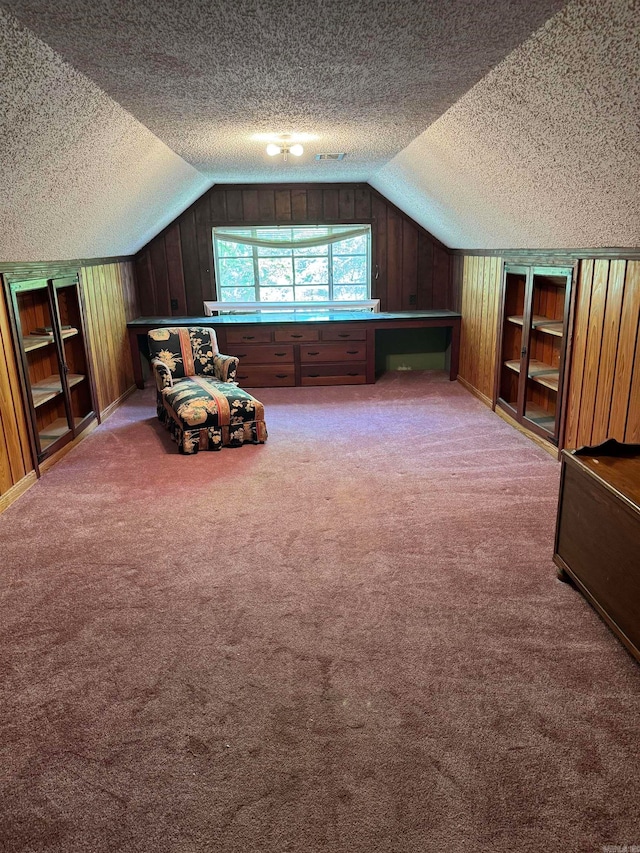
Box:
[492, 259, 578, 451]
[127, 310, 461, 390]
[3, 273, 100, 476]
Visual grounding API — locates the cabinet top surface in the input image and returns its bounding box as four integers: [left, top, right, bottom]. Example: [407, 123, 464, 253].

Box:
[565, 450, 640, 508]
[128, 310, 461, 328]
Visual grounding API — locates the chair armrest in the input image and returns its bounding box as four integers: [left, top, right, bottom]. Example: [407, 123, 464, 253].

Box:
[150, 357, 174, 390]
[214, 353, 239, 382]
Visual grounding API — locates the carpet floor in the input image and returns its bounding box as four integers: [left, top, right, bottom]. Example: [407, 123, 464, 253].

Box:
[1, 371, 638, 853]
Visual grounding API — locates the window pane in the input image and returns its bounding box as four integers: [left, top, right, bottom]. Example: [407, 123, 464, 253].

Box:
[295, 257, 329, 284]
[260, 286, 294, 301]
[334, 284, 369, 300]
[258, 245, 292, 257]
[219, 258, 255, 288]
[295, 228, 330, 256]
[259, 258, 293, 287]
[333, 256, 367, 284]
[295, 286, 330, 301]
[216, 239, 252, 257]
[220, 287, 255, 302]
[333, 234, 367, 254]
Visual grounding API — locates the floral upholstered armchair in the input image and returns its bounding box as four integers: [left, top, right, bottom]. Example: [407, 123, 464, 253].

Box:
[147, 327, 268, 454]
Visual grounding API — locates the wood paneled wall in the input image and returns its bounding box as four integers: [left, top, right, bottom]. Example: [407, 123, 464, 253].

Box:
[457, 255, 502, 404]
[0, 282, 35, 509]
[457, 252, 640, 451]
[134, 184, 453, 316]
[0, 258, 137, 512]
[80, 261, 137, 418]
[564, 259, 640, 448]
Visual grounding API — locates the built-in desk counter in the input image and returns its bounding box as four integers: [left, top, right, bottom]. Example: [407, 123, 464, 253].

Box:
[127, 310, 461, 389]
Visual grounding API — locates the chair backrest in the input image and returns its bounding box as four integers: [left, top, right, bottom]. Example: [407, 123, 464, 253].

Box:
[147, 327, 220, 379]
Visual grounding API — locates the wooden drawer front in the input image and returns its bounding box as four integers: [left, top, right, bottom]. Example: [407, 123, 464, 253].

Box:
[226, 344, 294, 364]
[235, 365, 295, 387]
[300, 342, 367, 362]
[273, 327, 319, 342]
[320, 326, 367, 342]
[225, 328, 273, 344]
[301, 363, 367, 386]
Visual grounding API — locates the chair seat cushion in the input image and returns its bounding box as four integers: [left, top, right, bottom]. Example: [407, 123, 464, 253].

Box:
[159, 376, 267, 453]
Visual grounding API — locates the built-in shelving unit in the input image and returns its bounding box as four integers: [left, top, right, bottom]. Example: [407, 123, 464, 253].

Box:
[496, 264, 574, 448]
[5, 274, 97, 471]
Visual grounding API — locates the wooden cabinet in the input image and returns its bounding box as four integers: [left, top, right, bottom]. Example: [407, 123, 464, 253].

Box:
[222, 323, 370, 387]
[5, 274, 98, 470]
[496, 263, 575, 447]
[554, 440, 640, 662]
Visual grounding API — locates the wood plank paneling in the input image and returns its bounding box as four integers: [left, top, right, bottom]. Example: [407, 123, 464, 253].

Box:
[134, 184, 454, 318]
[560, 259, 640, 450]
[575, 259, 609, 445]
[591, 259, 625, 444]
[0, 278, 33, 497]
[81, 261, 135, 418]
[564, 260, 594, 449]
[275, 190, 292, 222]
[458, 254, 503, 402]
[242, 189, 259, 222]
[291, 189, 307, 221]
[164, 223, 186, 316]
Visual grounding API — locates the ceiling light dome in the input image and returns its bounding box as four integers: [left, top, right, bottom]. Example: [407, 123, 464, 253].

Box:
[265, 135, 305, 161]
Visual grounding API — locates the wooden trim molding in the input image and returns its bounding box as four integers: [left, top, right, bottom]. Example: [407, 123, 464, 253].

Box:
[452, 248, 640, 261]
[0, 471, 38, 515]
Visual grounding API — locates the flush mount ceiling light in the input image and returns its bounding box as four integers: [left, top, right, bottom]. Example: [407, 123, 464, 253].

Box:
[265, 134, 304, 161]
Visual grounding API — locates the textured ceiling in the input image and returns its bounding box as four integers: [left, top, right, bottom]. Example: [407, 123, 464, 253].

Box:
[1, 0, 566, 183]
[372, 0, 640, 248]
[0, 0, 638, 259]
[0, 8, 209, 260]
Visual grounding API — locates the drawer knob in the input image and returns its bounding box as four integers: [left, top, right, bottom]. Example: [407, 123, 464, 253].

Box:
[307, 351, 319, 355]
[338, 333, 350, 338]
[291, 334, 303, 338]
[237, 375, 249, 380]
[243, 335, 255, 340]
[308, 373, 320, 378]
[236, 353, 247, 358]
[347, 350, 359, 354]
[276, 374, 289, 379]
[275, 352, 287, 357]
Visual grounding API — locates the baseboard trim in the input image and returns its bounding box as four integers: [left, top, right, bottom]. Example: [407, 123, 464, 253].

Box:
[0, 471, 38, 515]
[100, 384, 137, 421]
[493, 405, 559, 459]
[457, 376, 492, 408]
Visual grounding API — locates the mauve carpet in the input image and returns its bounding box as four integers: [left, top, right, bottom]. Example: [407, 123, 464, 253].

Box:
[1, 372, 639, 853]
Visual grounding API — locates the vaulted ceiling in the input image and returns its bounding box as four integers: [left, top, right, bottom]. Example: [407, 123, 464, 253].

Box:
[0, 0, 638, 261]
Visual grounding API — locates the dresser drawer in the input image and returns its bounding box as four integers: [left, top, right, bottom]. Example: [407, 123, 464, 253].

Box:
[225, 328, 273, 344]
[301, 363, 367, 386]
[320, 326, 367, 342]
[273, 327, 320, 342]
[235, 365, 295, 387]
[226, 344, 294, 364]
[299, 342, 367, 362]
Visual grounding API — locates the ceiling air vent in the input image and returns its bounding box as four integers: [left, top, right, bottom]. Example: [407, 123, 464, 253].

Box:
[315, 153, 346, 161]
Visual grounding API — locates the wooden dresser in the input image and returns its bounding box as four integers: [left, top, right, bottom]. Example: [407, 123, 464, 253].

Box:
[554, 440, 640, 662]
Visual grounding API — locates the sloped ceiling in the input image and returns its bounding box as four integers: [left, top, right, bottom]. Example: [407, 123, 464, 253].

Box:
[372, 0, 640, 248]
[0, 0, 638, 260]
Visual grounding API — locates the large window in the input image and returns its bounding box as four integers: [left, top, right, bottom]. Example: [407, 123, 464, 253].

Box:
[213, 225, 371, 304]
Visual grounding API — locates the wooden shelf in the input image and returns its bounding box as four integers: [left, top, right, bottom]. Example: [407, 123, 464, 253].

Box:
[23, 328, 78, 352]
[30, 373, 85, 407]
[39, 417, 71, 450]
[506, 315, 563, 337]
[504, 359, 559, 392]
[524, 402, 556, 431]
